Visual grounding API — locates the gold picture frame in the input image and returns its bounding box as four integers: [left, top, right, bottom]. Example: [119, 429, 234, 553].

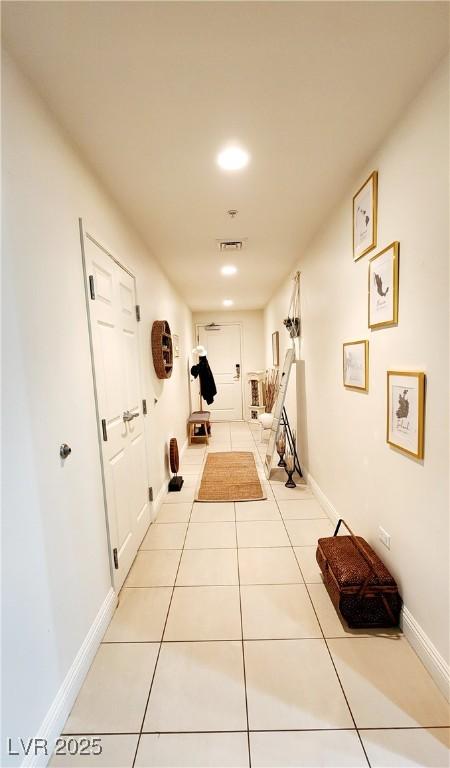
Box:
[368, 241, 399, 329]
[353, 171, 378, 261]
[343, 340, 369, 391]
[272, 331, 280, 367]
[387, 371, 425, 459]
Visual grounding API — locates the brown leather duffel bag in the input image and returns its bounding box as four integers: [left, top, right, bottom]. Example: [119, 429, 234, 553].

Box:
[316, 519, 402, 628]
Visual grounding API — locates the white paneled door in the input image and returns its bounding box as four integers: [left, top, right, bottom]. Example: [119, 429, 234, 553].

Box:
[83, 232, 150, 590]
[197, 324, 243, 421]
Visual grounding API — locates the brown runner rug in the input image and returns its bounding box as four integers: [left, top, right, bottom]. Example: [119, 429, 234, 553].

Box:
[196, 451, 266, 502]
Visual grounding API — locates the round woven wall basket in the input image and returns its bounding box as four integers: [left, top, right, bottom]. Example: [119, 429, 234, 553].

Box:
[169, 438, 179, 474]
[151, 320, 173, 379]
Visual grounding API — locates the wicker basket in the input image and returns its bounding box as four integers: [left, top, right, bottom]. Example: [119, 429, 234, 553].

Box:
[316, 519, 402, 628]
[151, 320, 173, 379]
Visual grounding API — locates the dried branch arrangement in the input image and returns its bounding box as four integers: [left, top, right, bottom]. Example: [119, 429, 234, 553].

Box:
[263, 368, 280, 413]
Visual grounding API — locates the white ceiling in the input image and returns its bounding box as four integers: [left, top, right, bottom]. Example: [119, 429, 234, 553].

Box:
[3, 2, 449, 310]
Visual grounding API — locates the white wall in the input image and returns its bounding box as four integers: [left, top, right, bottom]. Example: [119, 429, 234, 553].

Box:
[264, 58, 449, 675]
[2, 53, 192, 764]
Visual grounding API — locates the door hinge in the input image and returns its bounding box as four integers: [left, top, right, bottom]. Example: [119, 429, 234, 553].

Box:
[135, 305, 141, 322]
[142, 399, 147, 415]
[101, 419, 108, 441]
[113, 548, 119, 569]
[149, 487, 153, 502]
[89, 275, 95, 300]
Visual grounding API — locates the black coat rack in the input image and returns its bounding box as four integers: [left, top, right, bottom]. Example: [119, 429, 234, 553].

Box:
[280, 407, 303, 477]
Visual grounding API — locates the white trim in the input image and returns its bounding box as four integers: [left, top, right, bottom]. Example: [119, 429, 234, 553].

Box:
[305, 469, 339, 525]
[401, 606, 450, 701]
[179, 437, 189, 459]
[151, 439, 189, 521]
[22, 588, 117, 768]
[83, 224, 135, 279]
[151, 481, 168, 521]
[306, 469, 450, 702]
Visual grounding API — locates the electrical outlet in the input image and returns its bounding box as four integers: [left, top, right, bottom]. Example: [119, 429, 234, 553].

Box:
[378, 526, 391, 550]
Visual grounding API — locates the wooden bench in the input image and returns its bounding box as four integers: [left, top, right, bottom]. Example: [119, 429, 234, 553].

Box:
[188, 411, 211, 445]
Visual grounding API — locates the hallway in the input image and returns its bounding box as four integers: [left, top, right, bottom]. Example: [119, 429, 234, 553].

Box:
[2, 4, 450, 766]
[54, 422, 449, 767]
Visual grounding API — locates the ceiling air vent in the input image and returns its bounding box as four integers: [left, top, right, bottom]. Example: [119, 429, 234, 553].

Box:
[217, 239, 246, 252]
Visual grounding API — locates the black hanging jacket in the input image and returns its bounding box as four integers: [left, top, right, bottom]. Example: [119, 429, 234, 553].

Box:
[190, 355, 217, 405]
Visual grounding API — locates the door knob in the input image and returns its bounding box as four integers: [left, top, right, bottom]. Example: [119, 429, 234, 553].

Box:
[60, 443, 72, 459]
[123, 410, 139, 422]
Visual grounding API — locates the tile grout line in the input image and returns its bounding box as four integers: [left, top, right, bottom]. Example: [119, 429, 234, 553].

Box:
[321, 632, 372, 768]
[238, 421, 266, 763]
[150, 517, 327, 526]
[301, 579, 373, 764]
[101, 635, 396, 644]
[131, 498, 195, 768]
[250, 408, 361, 749]
[114, 581, 333, 591]
[235, 500, 252, 768]
[61, 725, 450, 736]
[143, 544, 310, 550]
[275, 486, 373, 768]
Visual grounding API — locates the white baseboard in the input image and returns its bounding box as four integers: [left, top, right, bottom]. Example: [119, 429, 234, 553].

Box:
[305, 469, 339, 526]
[401, 606, 450, 701]
[306, 470, 450, 703]
[179, 437, 188, 459]
[151, 439, 189, 521]
[152, 482, 167, 520]
[22, 588, 117, 768]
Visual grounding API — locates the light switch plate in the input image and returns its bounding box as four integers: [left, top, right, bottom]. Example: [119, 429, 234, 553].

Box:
[378, 526, 391, 550]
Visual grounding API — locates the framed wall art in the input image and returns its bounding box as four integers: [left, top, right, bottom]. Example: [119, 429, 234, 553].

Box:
[272, 331, 280, 367]
[343, 340, 368, 391]
[387, 371, 425, 459]
[353, 171, 378, 261]
[368, 241, 399, 329]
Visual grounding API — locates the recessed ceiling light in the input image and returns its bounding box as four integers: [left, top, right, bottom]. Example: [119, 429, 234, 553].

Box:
[221, 265, 237, 276]
[223, 299, 234, 307]
[217, 145, 249, 171]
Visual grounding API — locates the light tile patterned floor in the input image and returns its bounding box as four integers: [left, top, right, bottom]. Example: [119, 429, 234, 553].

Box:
[54, 421, 450, 767]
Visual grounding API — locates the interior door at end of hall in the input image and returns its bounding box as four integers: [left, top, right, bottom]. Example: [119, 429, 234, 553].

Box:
[84, 235, 150, 590]
[197, 324, 243, 421]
